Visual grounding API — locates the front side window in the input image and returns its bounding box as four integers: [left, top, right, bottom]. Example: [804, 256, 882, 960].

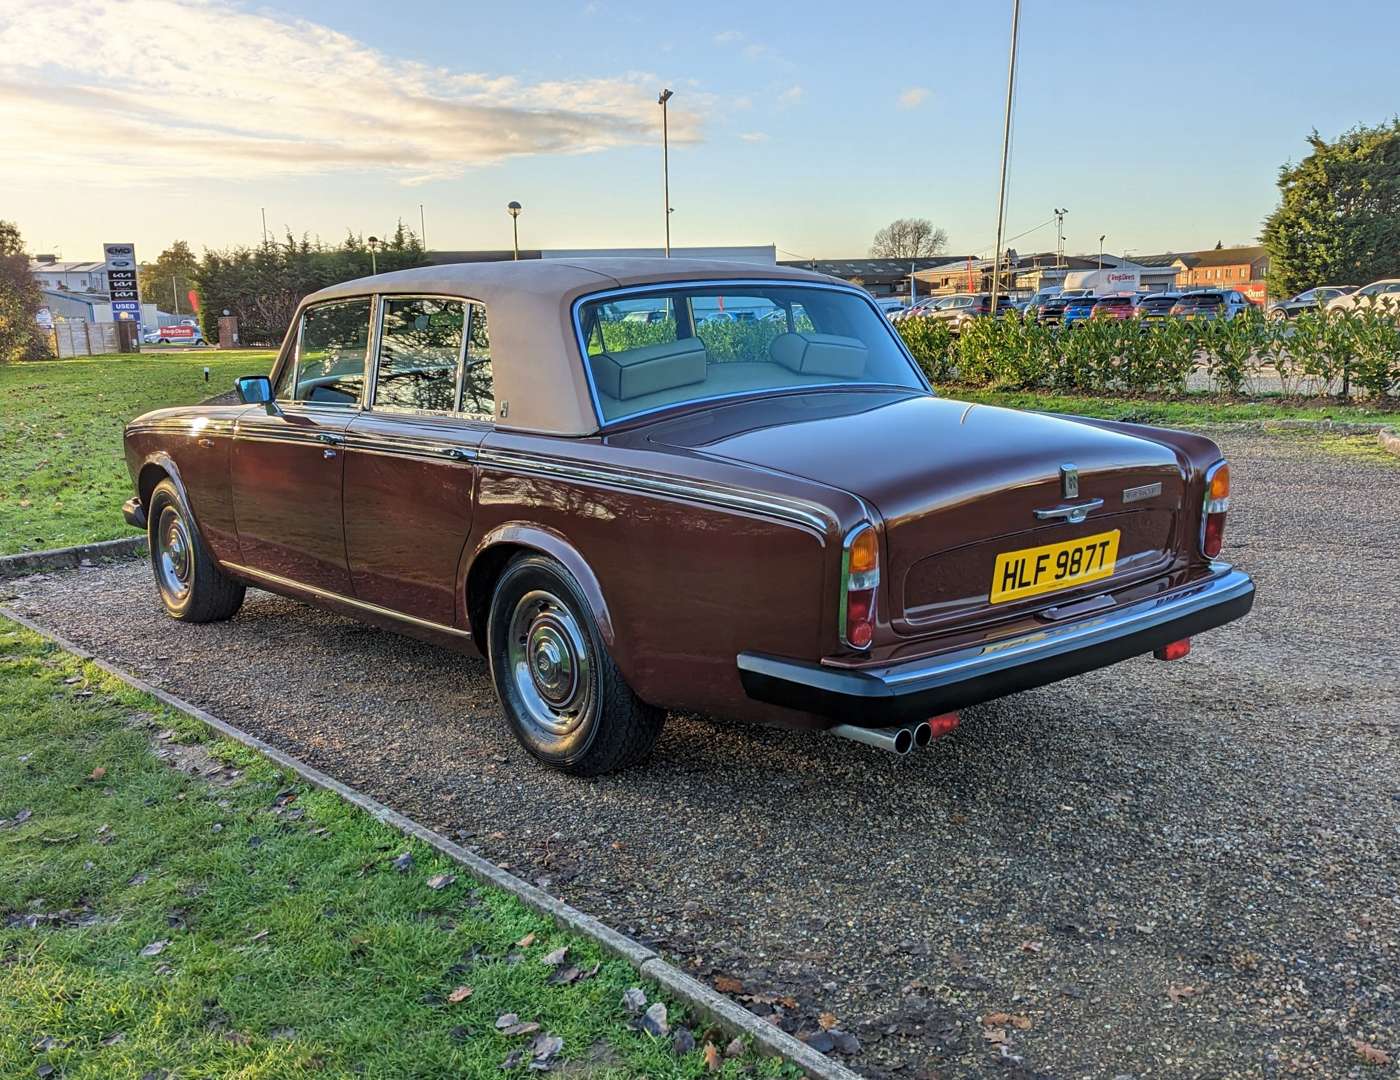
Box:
[374, 297, 465, 413]
[294, 299, 371, 406]
[578, 283, 923, 423]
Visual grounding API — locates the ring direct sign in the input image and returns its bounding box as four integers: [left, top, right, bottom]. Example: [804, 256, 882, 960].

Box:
[104, 242, 141, 319]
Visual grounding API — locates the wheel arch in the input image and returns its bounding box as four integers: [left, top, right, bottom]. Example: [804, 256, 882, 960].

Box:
[462, 525, 616, 650]
[136, 453, 219, 553]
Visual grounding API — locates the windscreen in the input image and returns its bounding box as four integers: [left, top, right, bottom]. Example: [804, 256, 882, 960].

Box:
[577, 284, 925, 423]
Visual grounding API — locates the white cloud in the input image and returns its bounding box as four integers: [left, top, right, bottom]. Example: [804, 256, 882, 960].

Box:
[898, 87, 931, 110]
[0, 0, 702, 185]
[778, 84, 805, 107]
[738, 132, 770, 143]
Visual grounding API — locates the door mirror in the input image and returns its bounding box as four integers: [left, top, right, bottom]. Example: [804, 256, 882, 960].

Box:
[235, 375, 279, 415]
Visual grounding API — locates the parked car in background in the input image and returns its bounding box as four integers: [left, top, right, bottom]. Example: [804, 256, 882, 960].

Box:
[874, 297, 908, 319]
[1035, 290, 1092, 326]
[927, 293, 1017, 332]
[1089, 295, 1139, 321]
[1023, 288, 1062, 321]
[120, 258, 1253, 774]
[890, 295, 945, 323]
[1325, 279, 1400, 315]
[1135, 294, 1182, 323]
[1266, 286, 1357, 320]
[1061, 294, 1101, 328]
[1170, 290, 1251, 321]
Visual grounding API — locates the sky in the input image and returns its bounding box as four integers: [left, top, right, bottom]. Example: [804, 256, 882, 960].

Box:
[3, 0, 1397, 264]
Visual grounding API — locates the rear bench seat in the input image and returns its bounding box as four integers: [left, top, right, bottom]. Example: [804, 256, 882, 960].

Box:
[590, 338, 707, 400]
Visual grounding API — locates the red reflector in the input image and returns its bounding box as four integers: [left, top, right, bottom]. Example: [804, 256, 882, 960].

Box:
[1154, 638, 1191, 661]
[928, 712, 960, 737]
[848, 619, 873, 648]
[1203, 512, 1226, 558]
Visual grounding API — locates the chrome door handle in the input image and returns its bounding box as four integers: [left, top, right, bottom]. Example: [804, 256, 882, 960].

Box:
[316, 432, 345, 445]
[439, 446, 471, 460]
[1033, 498, 1104, 523]
[322, 448, 338, 459]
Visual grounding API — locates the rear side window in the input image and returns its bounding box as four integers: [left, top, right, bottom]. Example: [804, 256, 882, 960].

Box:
[373, 297, 465, 413]
[294, 299, 371, 406]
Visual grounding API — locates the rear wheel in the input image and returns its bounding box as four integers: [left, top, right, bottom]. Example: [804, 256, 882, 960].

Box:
[147, 479, 244, 622]
[486, 554, 663, 776]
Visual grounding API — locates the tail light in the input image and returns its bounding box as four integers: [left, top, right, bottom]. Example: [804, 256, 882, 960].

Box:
[840, 525, 879, 650]
[1201, 461, 1230, 557]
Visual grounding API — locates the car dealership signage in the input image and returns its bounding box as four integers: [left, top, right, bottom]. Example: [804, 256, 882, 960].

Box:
[104, 242, 141, 319]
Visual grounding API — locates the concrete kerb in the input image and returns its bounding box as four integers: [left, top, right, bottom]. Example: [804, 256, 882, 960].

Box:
[0, 535, 145, 579]
[0, 604, 864, 1080]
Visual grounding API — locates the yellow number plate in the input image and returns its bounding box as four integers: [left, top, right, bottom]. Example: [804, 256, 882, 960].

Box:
[990, 530, 1121, 605]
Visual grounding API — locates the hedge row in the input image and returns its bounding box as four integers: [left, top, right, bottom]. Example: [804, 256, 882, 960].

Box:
[895, 307, 1400, 399]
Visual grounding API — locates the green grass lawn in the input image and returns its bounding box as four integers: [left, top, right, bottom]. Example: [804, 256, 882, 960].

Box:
[0, 620, 791, 1079]
[0, 352, 278, 556]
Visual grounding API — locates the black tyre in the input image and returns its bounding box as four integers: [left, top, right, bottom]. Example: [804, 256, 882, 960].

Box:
[486, 554, 663, 776]
[147, 478, 245, 623]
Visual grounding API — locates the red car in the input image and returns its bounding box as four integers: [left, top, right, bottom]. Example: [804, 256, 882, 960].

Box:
[1090, 294, 1139, 321]
[122, 259, 1254, 774]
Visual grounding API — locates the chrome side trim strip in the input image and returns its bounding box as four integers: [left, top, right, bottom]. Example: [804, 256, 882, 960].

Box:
[223, 562, 472, 639]
[477, 447, 832, 533]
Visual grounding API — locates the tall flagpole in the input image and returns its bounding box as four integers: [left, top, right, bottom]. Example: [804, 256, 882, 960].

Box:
[989, 0, 1021, 310]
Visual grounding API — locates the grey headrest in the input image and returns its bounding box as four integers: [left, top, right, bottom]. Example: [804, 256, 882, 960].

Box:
[591, 337, 707, 400]
[769, 332, 867, 378]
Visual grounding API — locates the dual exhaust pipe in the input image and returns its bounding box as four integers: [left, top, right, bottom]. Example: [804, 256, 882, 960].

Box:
[829, 712, 959, 756]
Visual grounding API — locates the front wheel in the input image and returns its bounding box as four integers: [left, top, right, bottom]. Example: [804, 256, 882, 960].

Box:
[147, 479, 245, 622]
[486, 554, 663, 775]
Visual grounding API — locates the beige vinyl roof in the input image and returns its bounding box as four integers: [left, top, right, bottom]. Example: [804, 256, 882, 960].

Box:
[303, 258, 841, 436]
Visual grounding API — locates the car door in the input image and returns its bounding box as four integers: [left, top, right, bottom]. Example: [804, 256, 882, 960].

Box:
[230, 296, 371, 595]
[342, 296, 493, 627]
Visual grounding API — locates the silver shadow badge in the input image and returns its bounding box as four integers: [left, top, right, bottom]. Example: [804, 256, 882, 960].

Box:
[1122, 481, 1162, 505]
[1060, 463, 1079, 499]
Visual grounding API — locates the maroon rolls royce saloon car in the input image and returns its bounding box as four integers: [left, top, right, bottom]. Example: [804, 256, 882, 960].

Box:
[122, 259, 1254, 774]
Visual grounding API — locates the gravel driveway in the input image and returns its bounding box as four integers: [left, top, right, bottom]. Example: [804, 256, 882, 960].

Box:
[6, 429, 1398, 1079]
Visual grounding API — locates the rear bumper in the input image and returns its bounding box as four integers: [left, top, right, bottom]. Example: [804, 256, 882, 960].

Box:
[738, 567, 1255, 726]
[122, 497, 146, 529]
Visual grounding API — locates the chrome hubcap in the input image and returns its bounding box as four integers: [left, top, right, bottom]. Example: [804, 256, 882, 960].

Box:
[507, 590, 592, 738]
[156, 507, 192, 601]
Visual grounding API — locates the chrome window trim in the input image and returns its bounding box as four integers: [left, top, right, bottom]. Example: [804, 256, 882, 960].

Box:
[289, 295, 375, 410]
[476, 446, 833, 534]
[367, 293, 478, 418]
[224, 562, 472, 639]
[568, 278, 933, 429]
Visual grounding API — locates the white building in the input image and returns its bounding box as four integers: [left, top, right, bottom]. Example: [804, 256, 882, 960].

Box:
[30, 257, 109, 293]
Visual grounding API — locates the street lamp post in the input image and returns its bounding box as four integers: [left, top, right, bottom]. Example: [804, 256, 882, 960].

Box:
[988, 0, 1021, 312]
[507, 202, 522, 260]
[1098, 234, 1106, 273]
[367, 235, 380, 276]
[658, 88, 673, 257]
[1054, 208, 1067, 269]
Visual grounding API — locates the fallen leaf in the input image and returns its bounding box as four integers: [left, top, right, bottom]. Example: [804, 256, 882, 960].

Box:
[1020, 940, 1043, 953]
[15, 808, 32, 824]
[426, 873, 456, 890]
[499, 1048, 527, 1070]
[248, 929, 269, 944]
[101, 1031, 126, 1047]
[64, 675, 82, 684]
[982, 1027, 1009, 1044]
[1351, 1039, 1391, 1066]
[621, 988, 647, 1014]
[672, 1027, 695, 1055]
[88, 766, 107, 781]
[713, 974, 744, 994]
[803, 1030, 835, 1053]
[496, 1013, 519, 1029]
[515, 932, 536, 948]
[548, 965, 581, 986]
[139, 939, 169, 957]
[983, 1012, 1032, 1030]
[503, 1021, 541, 1037]
[447, 985, 474, 1004]
[702, 1042, 722, 1071]
[541, 946, 568, 966]
[531, 1033, 564, 1060]
[224, 1031, 252, 1046]
[818, 1012, 838, 1031]
[1167, 984, 1200, 1004]
[391, 852, 413, 872]
[725, 1036, 744, 1058]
